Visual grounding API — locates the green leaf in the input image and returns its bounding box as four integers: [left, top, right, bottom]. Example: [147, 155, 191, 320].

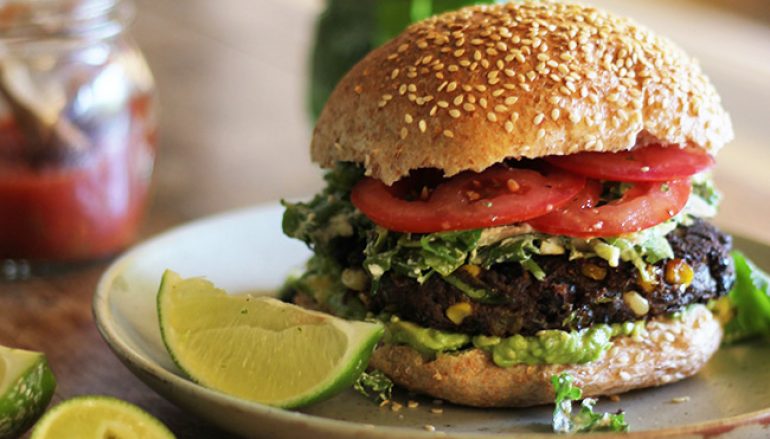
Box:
[353, 370, 394, 404]
[420, 230, 482, 276]
[551, 373, 629, 433]
[308, 0, 377, 120]
[474, 235, 545, 280]
[723, 251, 770, 343]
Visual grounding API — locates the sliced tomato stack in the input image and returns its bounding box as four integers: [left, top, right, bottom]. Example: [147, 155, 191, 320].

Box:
[350, 144, 714, 238]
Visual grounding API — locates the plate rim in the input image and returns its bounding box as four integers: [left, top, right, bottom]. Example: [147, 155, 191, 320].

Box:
[93, 202, 770, 439]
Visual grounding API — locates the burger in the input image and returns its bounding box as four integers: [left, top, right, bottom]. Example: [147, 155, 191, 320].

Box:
[282, 1, 735, 407]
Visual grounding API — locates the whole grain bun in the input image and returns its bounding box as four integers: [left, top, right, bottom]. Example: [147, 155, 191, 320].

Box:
[312, 1, 733, 185]
[369, 305, 721, 407]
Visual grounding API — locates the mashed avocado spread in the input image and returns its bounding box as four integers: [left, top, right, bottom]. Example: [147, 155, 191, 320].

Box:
[385, 316, 648, 366]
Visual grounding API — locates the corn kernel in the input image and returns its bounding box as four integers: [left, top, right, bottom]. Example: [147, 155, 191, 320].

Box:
[463, 264, 481, 277]
[665, 259, 694, 287]
[623, 291, 650, 316]
[581, 263, 607, 280]
[637, 266, 660, 293]
[446, 302, 473, 325]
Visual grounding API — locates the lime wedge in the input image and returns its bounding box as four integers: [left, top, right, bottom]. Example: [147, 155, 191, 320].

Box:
[157, 269, 383, 408]
[0, 345, 55, 439]
[30, 396, 174, 439]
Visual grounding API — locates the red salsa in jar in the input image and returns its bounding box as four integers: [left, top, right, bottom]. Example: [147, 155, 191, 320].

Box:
[0, 95, 156, 261]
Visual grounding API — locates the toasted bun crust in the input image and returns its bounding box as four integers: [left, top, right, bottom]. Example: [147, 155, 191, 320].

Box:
[312, 1, 733, 184]
[369, 305, 721, 407]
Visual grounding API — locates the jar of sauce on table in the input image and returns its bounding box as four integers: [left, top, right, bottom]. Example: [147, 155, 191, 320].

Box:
[0, 0, 157, 276]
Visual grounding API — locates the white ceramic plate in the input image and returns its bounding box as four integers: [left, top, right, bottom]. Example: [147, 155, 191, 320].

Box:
[94, 203, 770, 439]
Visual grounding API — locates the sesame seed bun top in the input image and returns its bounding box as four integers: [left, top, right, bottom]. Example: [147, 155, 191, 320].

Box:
[311, 1, 733, 185]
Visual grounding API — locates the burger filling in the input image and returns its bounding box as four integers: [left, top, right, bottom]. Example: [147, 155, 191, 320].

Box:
[282, 145, 735, 366]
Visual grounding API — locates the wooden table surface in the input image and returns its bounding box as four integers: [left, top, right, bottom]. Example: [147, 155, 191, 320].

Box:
[1, 1, 769, 438]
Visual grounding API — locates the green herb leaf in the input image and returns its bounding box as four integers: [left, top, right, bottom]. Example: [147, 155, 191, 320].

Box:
[353, 370, 394, 404]
[473, 235, 546, 280]
[723, 251, 770, 343]
[551, 373, 629, 433]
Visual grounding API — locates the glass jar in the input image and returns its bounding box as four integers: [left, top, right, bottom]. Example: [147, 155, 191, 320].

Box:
[0, 0, 156, 268]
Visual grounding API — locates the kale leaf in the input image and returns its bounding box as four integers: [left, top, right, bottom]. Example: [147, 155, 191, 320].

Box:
[353, 370, 394, 404]
[722, 251, 770, 343]
[551, 373, 629, 433]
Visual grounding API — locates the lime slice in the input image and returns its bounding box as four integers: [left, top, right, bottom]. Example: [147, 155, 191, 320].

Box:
[0, 345, 55, 439]
[30, 396, 174, 439]
[157, 269, 384, 408]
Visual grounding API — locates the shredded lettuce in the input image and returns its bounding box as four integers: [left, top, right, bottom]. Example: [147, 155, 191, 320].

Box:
[721, 251, 770, 343]
[551, 373, 629, 433]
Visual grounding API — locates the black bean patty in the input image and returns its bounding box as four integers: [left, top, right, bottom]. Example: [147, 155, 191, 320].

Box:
[370, 219, 734, 337]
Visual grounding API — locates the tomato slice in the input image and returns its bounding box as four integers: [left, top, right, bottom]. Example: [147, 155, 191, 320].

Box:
[350, 164, 586, 233]
[528, 179, 691, 237]
[545, 144, 714, 182]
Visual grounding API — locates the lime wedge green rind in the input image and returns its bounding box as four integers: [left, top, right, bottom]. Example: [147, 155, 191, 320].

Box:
[157, 269, 384, 409]
[0, 346, 56, 439]
[30, 395, 175, 439]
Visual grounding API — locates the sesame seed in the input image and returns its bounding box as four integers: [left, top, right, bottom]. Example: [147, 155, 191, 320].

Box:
[479, 97, 488, 108]
[453, 95, 464, 105]
[487, 112, 498, 122]
[505, 121, 514, 132]
[447, 81, 458, 92]
[391, 68, 400, 79]
[405, 114, 413, 124]
[431, 408, 444, 414]
[494, 104, 509, 112]
[449, 109, 461, 118]
[443, 129, 454, 138]
[534, 113, 545, 125]
[551, 109, 560, 120]
[400, 127, 408, 139]
[463, 103, 476, 112]
[437, 100, 449, 108]
[424, 425, 436, 432]
[419, 120, 427, 132]
[492, 89, 505, 97]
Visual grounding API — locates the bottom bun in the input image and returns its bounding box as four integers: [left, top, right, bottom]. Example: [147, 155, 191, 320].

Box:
[369, 305, 722, 407]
